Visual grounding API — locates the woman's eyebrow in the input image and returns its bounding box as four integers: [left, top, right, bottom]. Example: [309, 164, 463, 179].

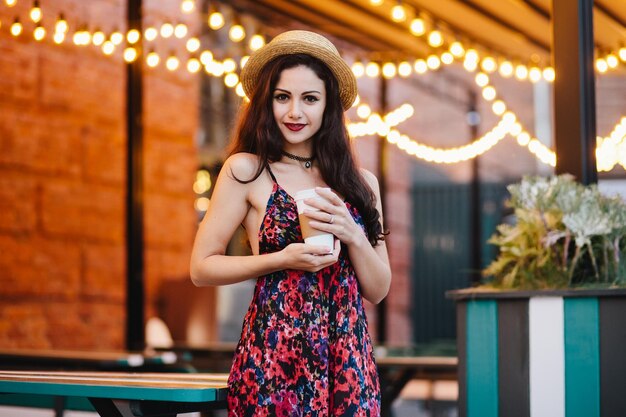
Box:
[302, 90, 321, 95]
[274, 88, 290, 93]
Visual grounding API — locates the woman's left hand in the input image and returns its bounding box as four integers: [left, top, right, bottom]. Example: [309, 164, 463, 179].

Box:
[304, 187, 367, 246]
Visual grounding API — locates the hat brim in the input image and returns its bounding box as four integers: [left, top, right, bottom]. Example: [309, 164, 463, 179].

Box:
[240, 31, 357, 111]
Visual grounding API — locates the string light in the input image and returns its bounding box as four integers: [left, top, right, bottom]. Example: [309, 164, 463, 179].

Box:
[222, 58, 236, 73]
[5, 0, 17, 6]
[53, 32, 64, 44]
[409, 18, 426, 36]
[365, 62, 380, 77]
[127, 29, 140, 44]
[619, 47, 626, 62]
[144, 27, 158, 41]
[174, 23, 188, 39]
[160, 22, 174, 38]
[33, 24, 45, 41]
[181, 0, 195, 14]
[200, 50, 213, 65]
[208, 5, 225, 30]
[123, 47, 138, 63]
[110, 31, 124, 45]
[10, 19, 22, 36]
[542, 67, 555, 82]
[398, 61, 412, 77]
[224, 72, 239, 87]
[229, 23, 245, 42]
[102, 41, 115, 55]
[187, 57, 201, 73]
[426, 55, 441, 70]
[351, 61, 365, 78]
[449, 41, 464, 57]
[92, 30, 105, 46]
[528, 66, 542, 83]
[382, 62, 396, 79]
[240, 55, 249, 68]
[427, 30, 443, 48]
[146, 50, 160, 67]
[166, 54, 180, 71]
[249, 34, 265, 51]
[390, 2, 407, 22]
[186, 37, 200, 53]
[30, 1, 42, 23]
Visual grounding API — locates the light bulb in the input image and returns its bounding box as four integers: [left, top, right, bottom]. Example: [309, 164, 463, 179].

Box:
[92, 30, 105, 46]
[391, 4, 406, 22]
[110, 31, 124, 45]
[249, 34, 265, 51]
[529, 67, 542, 83]
[595, 58, 608, 73]
[240, 56, 249, 68]
[187, 58, 201, 73]
[619, 47, 626, 62]
[606, 54, 619, 69]
[55, 15, 68, 33]
[229, 24, 245, 42]
[499, 61, 513, 77]
[481, 57, 497, 73]
[166, 55, 180, 71]
[449, 41, 464, 57]
[398, 61, 412, 77]
[33, 24, 45, 41]
[124, 47, 138, 63]
[427, 30, 443, 48]
[223, 58, 237, 73]
[515, 64, 528, 80]
[102, 41, 115, 55]
[426, 55, 441, 70]
[174, 23, 188, 39]
[181, 0, 195, 13]
[410, 18, 425, 36]
[186, 37, 201, 52]
[209, 11, 224, 30]
[160, 23, 174, 38]
[127, 29, 140, 44]
[441, 52, 454, 65]
[146, 51, 160, 67]
[10, 19, 22, 36]
[414, 59, 427, 74]
[53, 32, 64, 44]
[200, 50, 213, 65]
[351, 61, 365, 78]
[144, 27, 158, 41]
[382, 62, 396, 79]
[365, 62, 380, 77]
[224, 73, 239, 88]
[30, 2, 42, 23]
[541, 67, 555, 82]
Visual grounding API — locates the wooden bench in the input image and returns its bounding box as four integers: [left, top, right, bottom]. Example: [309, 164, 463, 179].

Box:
[0, 371, 228, 417]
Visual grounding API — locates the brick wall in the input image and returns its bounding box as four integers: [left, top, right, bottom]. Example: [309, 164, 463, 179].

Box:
[0, 0, 202, 349]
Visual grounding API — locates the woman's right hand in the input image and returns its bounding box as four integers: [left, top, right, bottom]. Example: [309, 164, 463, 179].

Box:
[280, 239, 341, 272]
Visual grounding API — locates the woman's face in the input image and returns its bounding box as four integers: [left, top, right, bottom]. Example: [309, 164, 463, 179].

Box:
[272, 65, 326, 149]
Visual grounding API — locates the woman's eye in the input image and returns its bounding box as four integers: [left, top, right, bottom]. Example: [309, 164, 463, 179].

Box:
[274, 94, 289, 101]
[304, 95, 319, 103]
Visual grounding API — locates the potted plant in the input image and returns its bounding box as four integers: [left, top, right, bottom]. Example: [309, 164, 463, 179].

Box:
[447, 175, 626, 417]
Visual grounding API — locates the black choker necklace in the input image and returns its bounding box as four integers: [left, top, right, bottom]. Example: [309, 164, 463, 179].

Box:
[282, 151, 315, 168]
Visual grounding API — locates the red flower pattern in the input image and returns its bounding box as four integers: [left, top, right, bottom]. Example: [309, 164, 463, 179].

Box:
[227, 180, 380, 416]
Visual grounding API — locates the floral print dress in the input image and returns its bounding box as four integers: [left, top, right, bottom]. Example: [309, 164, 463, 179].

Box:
[227, 169, 380, 416]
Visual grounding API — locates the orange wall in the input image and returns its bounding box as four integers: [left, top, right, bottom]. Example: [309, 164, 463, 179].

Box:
[0, 0, 200, 349]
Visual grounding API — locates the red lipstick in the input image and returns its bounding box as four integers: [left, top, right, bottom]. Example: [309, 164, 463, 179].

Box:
[285, 123, 306, 132]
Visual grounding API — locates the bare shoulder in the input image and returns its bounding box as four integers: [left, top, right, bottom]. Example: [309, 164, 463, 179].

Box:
[359, 168, 380, 191]
[222, 152, 262, 182]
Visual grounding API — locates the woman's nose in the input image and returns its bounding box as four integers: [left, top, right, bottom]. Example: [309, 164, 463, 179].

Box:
[288, 102, 302, 119]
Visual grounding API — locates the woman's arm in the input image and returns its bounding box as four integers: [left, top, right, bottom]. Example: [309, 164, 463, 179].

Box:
[190, 154, 341, 286]
[305, 170, 391, 304]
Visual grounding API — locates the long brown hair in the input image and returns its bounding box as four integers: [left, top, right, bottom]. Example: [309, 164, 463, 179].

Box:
[228, 54, 386, 246]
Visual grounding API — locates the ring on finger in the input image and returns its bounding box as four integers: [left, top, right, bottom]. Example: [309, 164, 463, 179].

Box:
[328, 214, 334, 224]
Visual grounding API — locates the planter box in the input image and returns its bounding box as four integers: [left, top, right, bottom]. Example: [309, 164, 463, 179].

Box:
[447, 288, 626, 417]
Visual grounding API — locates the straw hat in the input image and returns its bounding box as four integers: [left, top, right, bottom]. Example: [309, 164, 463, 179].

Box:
[240, 30, 357, 111]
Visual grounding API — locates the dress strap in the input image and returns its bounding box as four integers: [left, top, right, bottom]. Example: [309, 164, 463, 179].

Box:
[266, 164, 278, 183]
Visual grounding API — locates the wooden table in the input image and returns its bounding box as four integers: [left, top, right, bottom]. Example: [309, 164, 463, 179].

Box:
[0, 348, 184, 371]
[0, 371, 228, 417]
[376, 355, 458, 417]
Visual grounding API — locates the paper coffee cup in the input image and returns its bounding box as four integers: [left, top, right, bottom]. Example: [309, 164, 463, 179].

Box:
[294, 188, 334, 250]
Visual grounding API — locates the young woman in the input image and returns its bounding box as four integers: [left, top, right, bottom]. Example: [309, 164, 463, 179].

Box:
[190, 30, 391, 416]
